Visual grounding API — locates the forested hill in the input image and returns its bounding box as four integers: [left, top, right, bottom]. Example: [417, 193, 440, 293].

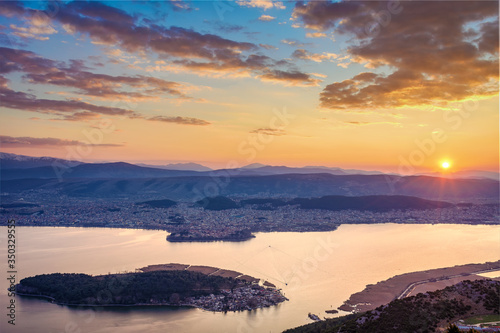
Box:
[284, 279, 500, 333]
[15, 270, 287, 312]
[198, 195, 453, 211]
[16, 271, 231, 305]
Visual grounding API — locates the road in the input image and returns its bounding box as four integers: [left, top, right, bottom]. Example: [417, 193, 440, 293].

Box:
[397, 267, 500, 300]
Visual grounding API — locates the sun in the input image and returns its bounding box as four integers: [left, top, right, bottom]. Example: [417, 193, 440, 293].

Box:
[441, 161, 451, 169]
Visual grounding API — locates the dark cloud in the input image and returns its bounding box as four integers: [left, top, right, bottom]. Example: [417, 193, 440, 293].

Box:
[259, 69, 320, 87]
[0, 1, 316, 87]
[0, 76, 138, 118]
[291, 48, 337, 63]
[293, 1, 499, 110]
[293, 1, 361, 31]
[0, 135, 123, 147]
[0, 47, 189, 100]
[0, 1, 26, 17]
[259, 43, 277, 50]
[1, 75, 209, 125]
[147, 115, 210, 126]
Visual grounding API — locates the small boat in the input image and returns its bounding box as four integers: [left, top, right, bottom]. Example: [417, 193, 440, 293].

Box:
[308, 313, 321, 321]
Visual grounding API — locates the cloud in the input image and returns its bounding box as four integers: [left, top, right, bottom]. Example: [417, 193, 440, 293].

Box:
[236, 0, 285, 10]
[293, 1, 499, 110]
[9, 11, 57, 40]
[250, 128, 286, 136]
[258, 14, 276, 22]
[0, 75, 210, 125]
[292, 49, 338, 63]
[147, 115, 210, 126]
[258, 70, 321, 87]
[343, 121, 401, 127]
[1, 1, 321, 88]
[0, 47, 191, 100]
[0, 75, 138, 119]
[0, 135, 123, 147]
[281, 39, 300, 46]
[167, 0, 194, 12]
[259, 43, 277, 50]
[305, 32, 326, 38]
[292, 1, 361, 31]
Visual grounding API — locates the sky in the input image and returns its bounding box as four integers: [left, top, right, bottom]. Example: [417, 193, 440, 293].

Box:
[0, 0, 498, 174]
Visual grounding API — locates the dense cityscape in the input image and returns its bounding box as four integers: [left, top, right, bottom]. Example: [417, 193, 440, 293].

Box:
[2, 188, 498, 241]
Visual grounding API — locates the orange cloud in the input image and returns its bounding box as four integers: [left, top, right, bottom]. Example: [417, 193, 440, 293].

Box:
[293, 1, 499, 110]
[0, 135, 123, 147]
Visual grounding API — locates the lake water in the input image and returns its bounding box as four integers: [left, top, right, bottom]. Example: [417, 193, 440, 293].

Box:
[0, 224, 499, 333]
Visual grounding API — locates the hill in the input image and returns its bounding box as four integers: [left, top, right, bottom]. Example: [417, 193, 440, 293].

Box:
[0, 152, 83, 169]
[135, 199, 177, 208]
[284, 279, 500, 333]
[196, 196, 240, 210]
[1, 174, 498, 201]
[288, 195, 454, 212]
[0, 161, 202, 180]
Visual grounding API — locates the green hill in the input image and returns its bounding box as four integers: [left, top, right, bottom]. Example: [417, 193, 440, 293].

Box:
[284, 279, 500, 333]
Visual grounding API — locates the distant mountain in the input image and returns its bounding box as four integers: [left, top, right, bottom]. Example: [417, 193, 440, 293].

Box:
[420, 169, 500, 181]
[1, 161, 202, 180]
[225, 165, 384, 176]
[1, 153, 498, 201]
[196, 196, 240, 210]
[136, 162, 212, 172]
[304, 165, 387, 176]
[240, 163, 269, 169]
[249, 165, 348, 175]
[212, 195, 453, 211]
[0, 152, 83, 169]
[135, 199, 177, 208]
[289, 195, 454, 211]
[3, 173, 498, 201]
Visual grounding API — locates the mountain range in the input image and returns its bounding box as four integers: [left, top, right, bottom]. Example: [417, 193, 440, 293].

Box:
[1, 152, 497, 180]
[1, 152, 498, 201]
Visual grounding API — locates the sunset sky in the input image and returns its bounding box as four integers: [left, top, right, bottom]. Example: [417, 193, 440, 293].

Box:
[0, 0, 498, 173]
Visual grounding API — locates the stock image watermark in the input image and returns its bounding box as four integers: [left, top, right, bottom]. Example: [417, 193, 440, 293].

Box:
[6, 218, 16, 326]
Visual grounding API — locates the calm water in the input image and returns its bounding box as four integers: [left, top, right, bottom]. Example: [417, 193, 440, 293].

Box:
[1, 224, 499, 333]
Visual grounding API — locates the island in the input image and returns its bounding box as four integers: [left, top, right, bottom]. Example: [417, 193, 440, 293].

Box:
[15, 263, 287, 312]
[166, 228, 255, 242]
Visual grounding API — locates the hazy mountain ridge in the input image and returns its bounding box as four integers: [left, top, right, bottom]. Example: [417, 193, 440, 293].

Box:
[0, 152, 83, 169]
[2, 173, 498, 202]
[2, 152, 498, 181]
[0, 161, 203, 179]
[136, 162, 213, 172]
[194, 195, 454, 212]
[1, 153, 498, 202]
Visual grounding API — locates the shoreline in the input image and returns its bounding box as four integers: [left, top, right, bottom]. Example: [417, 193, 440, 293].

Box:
[15, 292, 253, 312]
[0, 221, 498, 232]
[339, 260, 500, 313]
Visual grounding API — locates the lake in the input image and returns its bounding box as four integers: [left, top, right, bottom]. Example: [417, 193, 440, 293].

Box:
[1, 223, 499, 333]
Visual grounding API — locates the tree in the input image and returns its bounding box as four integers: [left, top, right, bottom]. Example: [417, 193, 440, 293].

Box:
[445, 324, 461, 333]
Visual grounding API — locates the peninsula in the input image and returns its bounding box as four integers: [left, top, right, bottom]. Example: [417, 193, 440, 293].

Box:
[339, 260, 500, 313]
[15, 264, 287, 312]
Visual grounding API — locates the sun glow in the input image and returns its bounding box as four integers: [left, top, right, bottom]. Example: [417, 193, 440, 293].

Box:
[441, 161, 451, 169]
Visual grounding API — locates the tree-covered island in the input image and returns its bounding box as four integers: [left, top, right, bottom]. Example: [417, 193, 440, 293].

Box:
[15, 269, 287, 312]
